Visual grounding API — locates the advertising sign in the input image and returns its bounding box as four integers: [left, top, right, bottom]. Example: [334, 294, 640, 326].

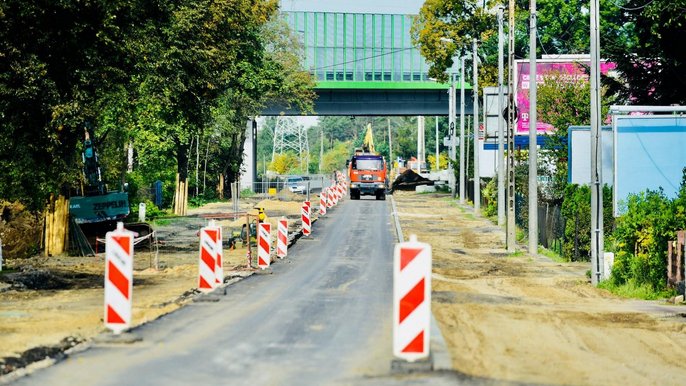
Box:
[515, 57, 616, 134]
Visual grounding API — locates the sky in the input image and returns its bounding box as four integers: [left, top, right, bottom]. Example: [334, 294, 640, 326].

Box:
[279, 0, 425, 15]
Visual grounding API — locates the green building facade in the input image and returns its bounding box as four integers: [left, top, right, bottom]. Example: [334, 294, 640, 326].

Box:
[282, 11, 459, 85]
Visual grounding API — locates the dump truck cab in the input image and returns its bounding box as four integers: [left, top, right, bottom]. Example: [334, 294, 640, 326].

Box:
[348, 152, 387, 200]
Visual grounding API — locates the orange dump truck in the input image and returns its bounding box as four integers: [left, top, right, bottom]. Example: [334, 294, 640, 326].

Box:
[348, 152, 388, 200]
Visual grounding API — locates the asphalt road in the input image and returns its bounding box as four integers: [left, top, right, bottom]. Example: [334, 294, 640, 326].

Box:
[12, 196, 461, 385]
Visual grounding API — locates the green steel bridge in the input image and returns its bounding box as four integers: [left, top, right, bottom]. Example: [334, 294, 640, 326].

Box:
[263, 10, 473, 116]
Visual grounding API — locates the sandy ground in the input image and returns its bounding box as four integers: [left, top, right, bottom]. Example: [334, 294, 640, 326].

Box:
[0, 193, 319, 375]
[393, 191, 686, 386]
[4, 190, 686, 384]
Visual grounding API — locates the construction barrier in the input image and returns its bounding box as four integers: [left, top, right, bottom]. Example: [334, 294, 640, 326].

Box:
[327, 186, 334, 208]
[277, 217, 288, 258]
[393, 234, 432, 362]
[302, 201, 311, 236]
[198, 224, 220, 292]
[319, 189, 327, 216]
[257, 222, 271, 269]
[104, 222, 134, 334]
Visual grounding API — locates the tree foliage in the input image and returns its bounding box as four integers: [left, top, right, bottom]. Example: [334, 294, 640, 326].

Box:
[604, 0, 686, 105]
[0, 0, 315, 211]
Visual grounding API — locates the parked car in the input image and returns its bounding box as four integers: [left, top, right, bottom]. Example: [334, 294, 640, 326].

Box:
[284, 176, 307, 194]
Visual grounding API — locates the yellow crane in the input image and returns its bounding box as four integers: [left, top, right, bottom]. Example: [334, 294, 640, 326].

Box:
[362, 123, 375, 153]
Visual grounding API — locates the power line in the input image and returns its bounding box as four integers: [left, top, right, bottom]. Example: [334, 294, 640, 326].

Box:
[310, 47, 415, 71]
[613, 0, 657, 11]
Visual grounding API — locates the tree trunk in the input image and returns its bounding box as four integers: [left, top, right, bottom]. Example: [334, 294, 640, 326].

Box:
[174, 141, 190, 216]
[217, 174, 224, 200]
[44, 194, 69, 256]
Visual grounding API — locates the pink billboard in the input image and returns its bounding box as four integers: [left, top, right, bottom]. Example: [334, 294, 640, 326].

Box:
[515, 58, 616, 134]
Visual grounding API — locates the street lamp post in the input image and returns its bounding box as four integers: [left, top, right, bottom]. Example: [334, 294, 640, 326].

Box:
[497, 6, 506, 227]
[440, 38, 458, 198]
[529, 0, 539, 256]
[459, 57, 466, 204]
[439, 37, 466, 203]
[435, 116, 439, 171]
[472, 38, 480, 214]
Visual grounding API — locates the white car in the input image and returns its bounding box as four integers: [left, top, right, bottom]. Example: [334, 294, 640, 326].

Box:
[285, 176, 307, 194]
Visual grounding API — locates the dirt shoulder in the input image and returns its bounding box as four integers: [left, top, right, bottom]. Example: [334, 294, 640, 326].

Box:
[393, 191, 686, 386]
[0, 194, 316, 376]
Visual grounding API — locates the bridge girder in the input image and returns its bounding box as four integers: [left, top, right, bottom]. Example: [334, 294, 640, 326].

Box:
[263, 88, 474, 117]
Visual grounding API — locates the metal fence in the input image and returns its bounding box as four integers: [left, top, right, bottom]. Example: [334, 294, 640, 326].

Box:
[249, 174, 334, 201]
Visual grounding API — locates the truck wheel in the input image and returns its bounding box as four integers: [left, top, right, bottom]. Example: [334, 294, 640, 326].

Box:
[376, 191, 385, 200]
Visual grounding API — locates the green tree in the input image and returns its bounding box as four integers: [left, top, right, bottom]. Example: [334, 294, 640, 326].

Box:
[0, 0, 135, 209]
[604, 0, 686, 105]
[269, 152, 299, 174]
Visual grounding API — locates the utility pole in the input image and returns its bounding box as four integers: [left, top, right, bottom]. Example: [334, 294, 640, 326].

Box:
[506, 0, 516, 252]
[497, 6, 505, 227]
[319, 127, 324, 174]
[459, 57, 466, 204]
[472, 38, 480, 214]
[435, 116, 439, 171]
[388, 118, 393, 172]
[417, 116, 425, 172]
[449, 80, 456, 197]
[590, 0, 603, 285]
[529, 0, 538, 256]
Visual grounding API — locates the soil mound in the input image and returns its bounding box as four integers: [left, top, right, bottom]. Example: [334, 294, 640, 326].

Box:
[391, 169, 434, 192]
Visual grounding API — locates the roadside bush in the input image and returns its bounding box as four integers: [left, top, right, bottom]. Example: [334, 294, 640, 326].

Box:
[560, 184, 613, 262]
[611, 188, 674, 290]
[560, 184, 591, 261]
[240, 188, 256, 198]
[128, 199, 167, 221]
[0, 201, 41, 259]
[482, 177, 497, 218]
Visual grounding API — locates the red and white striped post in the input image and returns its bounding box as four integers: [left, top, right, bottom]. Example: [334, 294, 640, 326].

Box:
[257, 222, 271, 269]
[198, 225, 219, 292]
[215, 223, 223, 285]
[302, 201, 311, 236]
[319, 190, 327, 216]
[277, 217, 288, 258]
[326, 187, 333, 209]
[104, 222, 134, 334]
[393, 234, 432, 362]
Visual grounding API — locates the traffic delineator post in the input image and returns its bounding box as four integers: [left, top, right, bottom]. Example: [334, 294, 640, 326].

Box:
[302, 201, 311, 236]
[319, 190, 327, 216]
[257, 222, 271, 269]
[393, 234, 432, 362]
[277, 217, 288, 258]
[215, 223, 224, 285]
[198, 224, 219, 293]
[104, 222, 134, 334]
[326, 187, 333, 209]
